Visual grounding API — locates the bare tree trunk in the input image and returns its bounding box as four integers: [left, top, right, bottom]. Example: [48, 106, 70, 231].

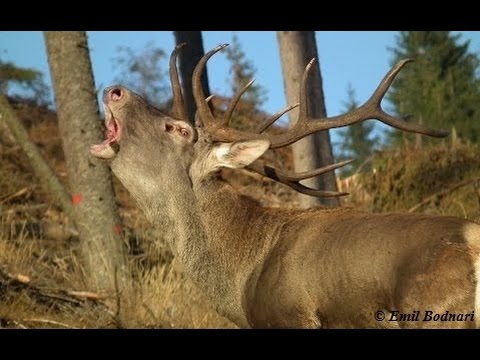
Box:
[277, 31, 339, 208]
[0, 95, 75, 220]
[173, 31, 211, 124]
[44, 32, 128, 292]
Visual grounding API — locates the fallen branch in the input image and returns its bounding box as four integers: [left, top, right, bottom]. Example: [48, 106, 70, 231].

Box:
[24, 318, 78, 329]
[0, 187, 32, 204]
[0, 266, 107, 308]
[11, 320, 28, 329]
[67, 290, 107, 301]
[408, 177, 480, 213]
[0, 203, 49, 216]
[0, 267, 31, 284]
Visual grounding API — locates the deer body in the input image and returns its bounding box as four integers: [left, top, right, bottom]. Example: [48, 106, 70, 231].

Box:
[91, 44, 480, 328]
[191, 174, 479, 328]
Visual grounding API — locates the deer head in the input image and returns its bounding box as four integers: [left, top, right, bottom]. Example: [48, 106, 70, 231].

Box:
[92, 43, 448, 203]
[90, 46, 199, 222]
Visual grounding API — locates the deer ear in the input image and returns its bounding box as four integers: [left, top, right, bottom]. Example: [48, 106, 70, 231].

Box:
[212, 140, 270, 169]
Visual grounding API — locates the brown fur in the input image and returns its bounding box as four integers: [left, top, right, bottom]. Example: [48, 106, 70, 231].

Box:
[193, 176, 478, 328]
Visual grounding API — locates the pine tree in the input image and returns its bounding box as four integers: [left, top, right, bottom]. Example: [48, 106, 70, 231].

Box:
[337, 84, 377, 176]
[0, 58, 50, 106]
[387, 31, 480, 145]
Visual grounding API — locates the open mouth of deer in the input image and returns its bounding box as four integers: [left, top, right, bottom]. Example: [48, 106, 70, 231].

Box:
[90, 89, 123, 159]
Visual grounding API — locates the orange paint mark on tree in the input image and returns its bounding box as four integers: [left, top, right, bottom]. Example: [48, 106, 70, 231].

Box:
[112, 224, 122, 234]
[72, 193, 82, 206]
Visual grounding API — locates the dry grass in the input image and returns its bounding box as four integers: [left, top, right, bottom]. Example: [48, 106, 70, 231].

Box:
[0, 216, 235, 328]
[340, 142, 480, 221]
[119, 260, 234, 328]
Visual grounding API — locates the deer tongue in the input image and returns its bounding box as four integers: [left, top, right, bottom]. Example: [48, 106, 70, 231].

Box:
[90, 117, 121, 159]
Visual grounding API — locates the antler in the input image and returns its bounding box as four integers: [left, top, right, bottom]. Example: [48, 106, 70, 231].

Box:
[169, 42, 188, 120]
[191, 44, 449, 197]
[264, 58, 448, 148]
[246, 159, 353, 197]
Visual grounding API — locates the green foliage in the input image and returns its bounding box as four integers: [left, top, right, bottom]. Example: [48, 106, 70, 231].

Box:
[0, 58, 50, 106]
[387, 31, 480, 146]
[336, 84, 378, 176]
[224, 33, 267, 114]
[111, 42, 169, 107]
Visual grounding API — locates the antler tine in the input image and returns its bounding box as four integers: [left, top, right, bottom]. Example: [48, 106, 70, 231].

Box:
[221, 79, 255, 126]
[255, 103, 299, 134]
[290, 184, 348, 198]
[298, 58, 316, 125]
[195, 95, 214, 128]
[169, 43, 188, 120]
[267, 59, 449, 148]
[192, 44, 228, 128]
[368, 59, 413, 105]
[250, 58, 310, 136]
[359, 59, 448, 136]
[272, 159, 354, 182]
[247, 160, 349, 198]
[193, 44, 266, 142]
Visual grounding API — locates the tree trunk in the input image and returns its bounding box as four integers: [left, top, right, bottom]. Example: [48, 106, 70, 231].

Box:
[173, 31, 211, 124]
[44, 32, 128, 292]
[0, 95, 75, 220]
[277, 31, 339, 208]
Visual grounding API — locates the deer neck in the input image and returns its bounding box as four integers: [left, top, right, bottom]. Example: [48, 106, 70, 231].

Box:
[191, 174, 281, 323]
[130, 174, 212, 273]
[157, 174, 272, 326]
[112, 158, 212, 277]
[115, 159, 255, 323]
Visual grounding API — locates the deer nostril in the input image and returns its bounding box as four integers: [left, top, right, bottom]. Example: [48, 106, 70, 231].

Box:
[109, 88, 123, 101]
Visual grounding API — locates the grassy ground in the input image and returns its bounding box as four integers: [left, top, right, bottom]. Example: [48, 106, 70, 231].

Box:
[340, 141, 480, 220]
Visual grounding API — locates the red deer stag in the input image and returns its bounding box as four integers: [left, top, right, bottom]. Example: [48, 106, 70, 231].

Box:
[91, 43, 480, 328]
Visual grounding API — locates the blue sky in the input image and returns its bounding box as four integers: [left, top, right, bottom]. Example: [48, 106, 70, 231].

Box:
[1, 31, 479, 150]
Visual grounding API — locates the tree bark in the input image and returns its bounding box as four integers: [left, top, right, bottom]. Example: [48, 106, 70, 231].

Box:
[277, 31, 339, 208]
[44, 32, 128, 292]
[0, 95, 75, 220]
[173, 31, 211, 124]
